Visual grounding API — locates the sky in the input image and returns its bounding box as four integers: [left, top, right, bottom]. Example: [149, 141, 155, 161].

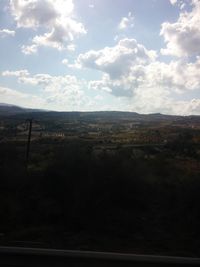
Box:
[0, 0, 200, 115]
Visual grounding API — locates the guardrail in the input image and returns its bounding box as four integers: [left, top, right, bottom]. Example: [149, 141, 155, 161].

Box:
[0, 246, 200, 266]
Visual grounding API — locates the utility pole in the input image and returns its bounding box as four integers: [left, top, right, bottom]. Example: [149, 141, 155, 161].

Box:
[26, 118, 33, 168]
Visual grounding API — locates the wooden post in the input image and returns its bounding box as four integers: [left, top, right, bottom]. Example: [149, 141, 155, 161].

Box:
[26, 119, 33, 168]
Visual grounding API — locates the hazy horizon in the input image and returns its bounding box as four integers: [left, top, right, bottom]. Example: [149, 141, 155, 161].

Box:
[2, 101, 200, 117]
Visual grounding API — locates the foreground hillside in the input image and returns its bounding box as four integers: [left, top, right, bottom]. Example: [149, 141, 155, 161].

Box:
[1, 106, 200, 256]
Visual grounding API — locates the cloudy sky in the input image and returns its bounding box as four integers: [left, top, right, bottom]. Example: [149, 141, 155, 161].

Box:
[0, 0, 200, 114]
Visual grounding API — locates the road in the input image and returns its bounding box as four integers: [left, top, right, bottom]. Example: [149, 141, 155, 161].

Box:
[0, 246, 200, 266]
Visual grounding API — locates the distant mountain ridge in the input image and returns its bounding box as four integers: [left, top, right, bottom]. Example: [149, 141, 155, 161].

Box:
[0, 103, 199, 121]
[0, 103, 46, 115]
[0, 103, 159, 119]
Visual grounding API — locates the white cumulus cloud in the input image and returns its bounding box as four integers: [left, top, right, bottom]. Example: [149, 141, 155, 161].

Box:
[161, 0, 200, 57]
[1, 69, 89, 110]
[0, 28, 15, 38]
[76, 38, 157, 79]
[2, 69, 29, 77]
[73, 32, 200, 114]
[170, 0, 177, 5]
[9, 0, 86, 54]
[118, 12, 134, 30]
